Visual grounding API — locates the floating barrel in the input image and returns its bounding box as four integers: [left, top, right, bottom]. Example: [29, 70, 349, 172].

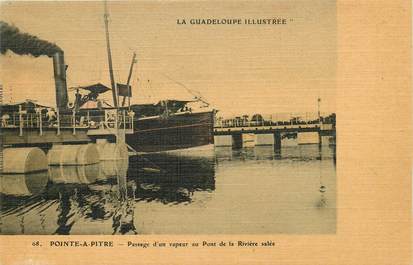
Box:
[48, 144, 100, 166]
[0, 171, 49, 196]
[97, 159, 129, 181]
[77, 164, 100, 184]
[48, 164, 100, 184]
[3, 147, 48, 173]
[49, 166, 79, 183]
[88, 160, 129, 192]
[96, 142, 128, 160]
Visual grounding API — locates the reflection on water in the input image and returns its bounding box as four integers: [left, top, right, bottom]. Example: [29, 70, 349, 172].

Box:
[0, 144, 336, 234]
[129, 154, 215, 205]
[0, 172, 49, 196]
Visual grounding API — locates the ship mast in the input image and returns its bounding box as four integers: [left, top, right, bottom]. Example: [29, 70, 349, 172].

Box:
[122, 52, 137, 110]
[103, 0, 118, 108]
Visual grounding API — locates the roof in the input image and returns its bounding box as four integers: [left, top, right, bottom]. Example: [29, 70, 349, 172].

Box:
[0, 100, 51, 112]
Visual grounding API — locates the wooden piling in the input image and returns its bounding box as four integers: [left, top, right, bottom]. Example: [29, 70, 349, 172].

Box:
[274, 131, 282, 151]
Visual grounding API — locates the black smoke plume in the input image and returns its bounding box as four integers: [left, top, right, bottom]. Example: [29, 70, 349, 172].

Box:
[0, 21, 62, 57]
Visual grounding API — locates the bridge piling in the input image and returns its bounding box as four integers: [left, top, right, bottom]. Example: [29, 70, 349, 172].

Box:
[318, 129, 322, 148]
[274, 132, 282, 151]
[232, 134, 243, 149]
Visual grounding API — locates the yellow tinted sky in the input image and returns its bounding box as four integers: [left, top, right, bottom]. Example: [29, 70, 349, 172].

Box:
[0, 0, 336, 116]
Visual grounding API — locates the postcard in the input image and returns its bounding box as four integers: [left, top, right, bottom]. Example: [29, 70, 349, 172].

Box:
[0, 0, 411, 264]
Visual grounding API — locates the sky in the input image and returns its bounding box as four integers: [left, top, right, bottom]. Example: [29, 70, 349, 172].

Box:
[0, 0, 336, 116]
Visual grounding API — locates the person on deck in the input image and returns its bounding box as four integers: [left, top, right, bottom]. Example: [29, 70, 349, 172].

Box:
[1, 113, 10, 127]
[46, 108, 57, 127]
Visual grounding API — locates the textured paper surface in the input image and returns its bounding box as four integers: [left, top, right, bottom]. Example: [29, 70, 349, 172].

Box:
[0, 0, 411, 264]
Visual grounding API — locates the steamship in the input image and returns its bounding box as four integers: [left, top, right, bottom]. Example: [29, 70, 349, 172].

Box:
[86, 2, 215, 153]
[75, 87, 216, 153]
[5, 50, 215, 153]
[0, 6, 216, 153]
[126, 100, 215, 153]
[63, 65, 215, 153]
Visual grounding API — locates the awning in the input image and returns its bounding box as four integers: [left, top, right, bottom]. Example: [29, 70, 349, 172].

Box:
[0, 100, 51, 112]
[81, 83, 111, 94]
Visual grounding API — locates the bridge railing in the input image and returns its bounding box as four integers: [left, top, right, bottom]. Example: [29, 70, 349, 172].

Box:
[214, 112, 336, 128]
[0, 109, 134, 135]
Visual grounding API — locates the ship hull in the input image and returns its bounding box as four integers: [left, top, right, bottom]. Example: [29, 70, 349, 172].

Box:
[126, 111, 215, 153]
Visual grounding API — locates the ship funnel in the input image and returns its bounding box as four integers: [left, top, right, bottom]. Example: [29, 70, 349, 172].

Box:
[52, 51, 69, 110]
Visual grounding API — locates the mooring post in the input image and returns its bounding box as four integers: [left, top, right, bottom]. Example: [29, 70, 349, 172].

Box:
[317, 128, 322, 160]
[318, 130, 323, 147]
[232, 133, 243, 149]
[274, 131, 281, 151]
[318, 129, 322, 148]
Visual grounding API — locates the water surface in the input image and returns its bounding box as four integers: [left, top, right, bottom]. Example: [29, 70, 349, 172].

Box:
[0, 144, 336, 234]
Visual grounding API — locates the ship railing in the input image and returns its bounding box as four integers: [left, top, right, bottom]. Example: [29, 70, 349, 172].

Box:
[92, 109, 134, 131]
[0, 109, 133, 136]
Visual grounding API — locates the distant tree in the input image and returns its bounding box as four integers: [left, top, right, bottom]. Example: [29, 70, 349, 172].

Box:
[251, 114, 263, 122]
[242, 115, 249, 126]
[324, 113, 336, 126]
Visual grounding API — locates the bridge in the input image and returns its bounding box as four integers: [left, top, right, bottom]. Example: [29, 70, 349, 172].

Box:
[213, 113, 336, 149]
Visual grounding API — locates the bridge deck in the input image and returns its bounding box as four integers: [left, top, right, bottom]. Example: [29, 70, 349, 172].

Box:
[214, 123, 335, 135]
